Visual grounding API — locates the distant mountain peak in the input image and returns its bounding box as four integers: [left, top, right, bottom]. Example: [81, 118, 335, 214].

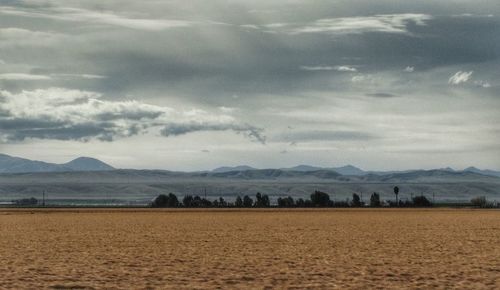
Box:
[0, 154, 114, 173]
[284, 165, 323, 172]
[64, 157, 114, 171]
[331, 165, 365, 176]
[212, 165, 256, 173]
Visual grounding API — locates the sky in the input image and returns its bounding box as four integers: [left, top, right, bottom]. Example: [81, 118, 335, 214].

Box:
[0, 0, 499, 171]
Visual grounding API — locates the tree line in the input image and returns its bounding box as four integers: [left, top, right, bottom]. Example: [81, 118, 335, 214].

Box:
[151, 189, 435, 208]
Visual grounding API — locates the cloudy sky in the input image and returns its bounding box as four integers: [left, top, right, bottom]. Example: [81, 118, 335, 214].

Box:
[0, 0, 499, 171]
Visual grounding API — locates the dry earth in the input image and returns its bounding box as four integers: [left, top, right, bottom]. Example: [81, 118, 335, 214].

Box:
[0, 209, 499, 289]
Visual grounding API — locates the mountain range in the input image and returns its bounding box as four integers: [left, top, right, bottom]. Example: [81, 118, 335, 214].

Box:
[0, 153, 499, 178]
[212, 164, 500, 178]
[0, 154, 114, 173]
[0, 154, 499, 202]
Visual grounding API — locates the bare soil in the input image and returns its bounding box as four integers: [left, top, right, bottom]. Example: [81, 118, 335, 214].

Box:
[0, 208, 499, 289]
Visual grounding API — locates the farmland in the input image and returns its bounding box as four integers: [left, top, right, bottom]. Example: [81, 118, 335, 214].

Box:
[0, 209, 499, 289]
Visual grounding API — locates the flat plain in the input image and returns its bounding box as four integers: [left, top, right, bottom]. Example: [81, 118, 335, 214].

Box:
[0, 209, 499, 289]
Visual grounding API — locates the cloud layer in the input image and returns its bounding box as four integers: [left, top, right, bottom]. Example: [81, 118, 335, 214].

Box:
[0, 0, 499, 170]
[0, 88, 265, 143]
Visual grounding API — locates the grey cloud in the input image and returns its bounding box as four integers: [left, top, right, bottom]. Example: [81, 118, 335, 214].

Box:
[474, 80, 491, 88]
[365, 93, 398, 98]
[0, 6, 195, 31]
[161, 123, 266, 144]
[0, 73, 51, 80]
[0, 0, 499, 170]
[2, 6, 495, 102]
[0, 88, 264, 143]
[275, 130, 377, 143]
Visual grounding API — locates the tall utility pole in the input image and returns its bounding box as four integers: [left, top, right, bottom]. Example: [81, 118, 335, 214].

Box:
[42, 190, 45, 207]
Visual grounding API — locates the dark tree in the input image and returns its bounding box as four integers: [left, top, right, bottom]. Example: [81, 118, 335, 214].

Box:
[351, 193, 362, 207]
[393, 186, 400, 206]
[151, 193, 179, 208]
[310, 191, 331, 207]
[166, 193, 179, 207]
[254, 192, 270, 207]
[261, 194, 270, 207]
[412, 195, 432, 207]
[296, 198, 305, 207]
[243, 195, 253, 207]
[277, 196, 295, 207]
[200, 197, 212, 207]
[235, 196, 243, 207]
[370, 192, 381, 207]
[151, 194, 168, 207]
[218, 197, 227, 207]
[183, 195, 194, 207]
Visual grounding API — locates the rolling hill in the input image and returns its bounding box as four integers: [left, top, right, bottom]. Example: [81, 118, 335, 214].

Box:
[0, 154, 114, 173]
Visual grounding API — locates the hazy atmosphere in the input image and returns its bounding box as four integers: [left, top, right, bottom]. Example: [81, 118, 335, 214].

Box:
[1, 0, 499, 171]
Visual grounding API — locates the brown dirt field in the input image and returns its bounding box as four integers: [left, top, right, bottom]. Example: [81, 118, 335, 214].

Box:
[0, 209, 499, 289]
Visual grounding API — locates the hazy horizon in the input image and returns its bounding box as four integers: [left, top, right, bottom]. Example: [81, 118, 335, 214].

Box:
[2, 152, 500, 173]
[1, 0, 499, 171]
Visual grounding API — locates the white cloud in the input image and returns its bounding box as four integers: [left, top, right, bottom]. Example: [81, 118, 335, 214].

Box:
[0, 27, 64, 47]
[0, 6, 194, 31]
[474, 80, 491, 88]
[300, 66, 334, 71]
[448, 71, 473, 85]
[240, 24, 259, 30]
[0, 73, 51, 80]
[218, 106, 238, 113]
[280, 14, 432, 35]
[404, 66, 414, 72]
[334, 66, 357, 72]
[300, 65, 357, 72]
[0, 88, 265, 143]
[51, 73, 107, 79]
[351, 74, 376, 83]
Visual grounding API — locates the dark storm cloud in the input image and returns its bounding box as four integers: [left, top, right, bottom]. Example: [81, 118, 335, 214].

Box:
[1, 2, 499, 101]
